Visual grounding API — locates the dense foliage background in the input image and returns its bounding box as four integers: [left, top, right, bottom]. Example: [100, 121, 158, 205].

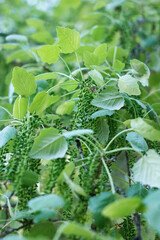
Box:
[0, 0, 160, 239]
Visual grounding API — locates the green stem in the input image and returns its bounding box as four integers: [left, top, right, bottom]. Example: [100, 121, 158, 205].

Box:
[77, 137, 92, 154]
[71, 67, 88, 76]
[113, 46, 117, 65]
[105, 147, 143, 157]
[88, 134, 104, 153]
[101, 156, 115, 194]
[60, 89, 79, 98]
[60, 56, 72, 75]
[47, 85, 59, 93]
[80, 135, 102, 155]
[104, 128, 133, 151]
[75, 51, 84, 81]
[0, 106, 14, 118]
[55, 72, 75, 80]
[80, 135, 115, 194]
[0, 96, 16, 100]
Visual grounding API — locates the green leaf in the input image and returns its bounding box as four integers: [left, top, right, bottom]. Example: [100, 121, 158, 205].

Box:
[28, 194, 64, 211]
[91, 109, 114, 119]
[89, 192, 115, 226]
[7, 50, 33, 64]
[64, 173, 86, 197]
[118, 74, 141, 96]
[57, 27, 80, 53]
[21, 170, 39, 187]
[112, 59, 125, 71]
[126, 183, 148, 198]
[29, 128, 68, 160]
[94, 43, 107, 65]
[33, 209, 56, 224]
[107, 47, 128, 61]
[57, 162, 75, 183]
[76, 45, 94, 57]
[132, 149, 160, 188]
[37, 45, 60, 64]
[26, 18, 44, 30]
[143, 190, 160, 234]
[62, 129, 93, 139]
[126, 132, 148, 152]
[91, 89, 124, 110]
[12, 67, 37, 97]
[35, 72, 58, 81]
[31, 31, 54, 44]
[56, 101, 75, 115]
[60, 79, 79, 92]
[96, 118, 109, 144]
[13, 96, 29, 119]
[43, 114, 60, 122]
[0, 126, 17, 148]
[92, 26, 106, 41]
[58, 222, 97, 239]
[88, 69, 104, 87]
[2, 43, 20, 50]
[146, 104, 160, 125]
[6, 34, 28, 43]
[83, 51, 99, 68]
[29, 91, 57, 115]
[102, 197, 141, 220]
[130, 118, 160, 141]
[25, 222, 56, 239]
[83, 44, 107, 68]
[130, 59, 150, 86]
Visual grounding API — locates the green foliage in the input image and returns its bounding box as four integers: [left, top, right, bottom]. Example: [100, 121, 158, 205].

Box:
[91, 88, 124, 110]
[13, 96, 29, 119]
[0, 0, 160, 239]
[118, 74, 141, 96]
[57, 27, 80, 53]
[102, 197, 141, 220]
[29, 128, 68, 160]
[126, 132, 148, 152]
[130, 118, 160, 141]
[12, 67, 37, 97]
[132, 150, 160, 188]
[0, 126, 17, 147]
[143, 190, 160, 234]
[29, 91, 55, 115]
[37, 45, 60, 64]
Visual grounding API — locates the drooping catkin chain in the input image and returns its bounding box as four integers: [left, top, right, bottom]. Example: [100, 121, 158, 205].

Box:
[4, 114, 43, 210]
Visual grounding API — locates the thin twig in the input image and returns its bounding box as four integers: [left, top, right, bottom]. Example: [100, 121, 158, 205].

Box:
[0, 221, 32, 238]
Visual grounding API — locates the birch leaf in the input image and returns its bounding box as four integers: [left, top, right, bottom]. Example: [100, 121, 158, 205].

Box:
[132, 150, 160, 188]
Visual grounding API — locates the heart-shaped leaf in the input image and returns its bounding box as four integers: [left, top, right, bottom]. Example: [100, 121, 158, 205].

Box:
[132, 149, 160, 188]
[29, 128, 68, 160]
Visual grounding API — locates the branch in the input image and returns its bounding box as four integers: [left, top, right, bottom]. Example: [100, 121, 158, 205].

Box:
[0, 221, 33, 238]
[133, 213, 142, 240]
